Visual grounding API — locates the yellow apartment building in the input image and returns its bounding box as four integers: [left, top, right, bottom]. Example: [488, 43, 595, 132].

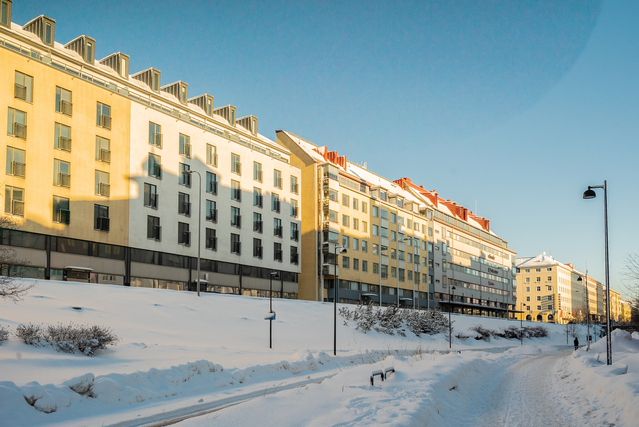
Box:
[277, 131, 517, 315]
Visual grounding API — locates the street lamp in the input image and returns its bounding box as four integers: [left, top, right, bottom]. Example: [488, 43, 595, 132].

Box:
[268, 270, 280, 349]
[449, 285, 456, 348]
[577, 274, 591, 351]
[183, 170, 202, 297]
[333, 245, 347, 356]
[520, 303, 524, 346]
[583, 181, 612, 365]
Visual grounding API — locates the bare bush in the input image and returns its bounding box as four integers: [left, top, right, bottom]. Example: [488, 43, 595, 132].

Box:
[524, 326, 548, 338]
[0, 220, 34, 301]
[15, 323, 44, 345]
[469, 325, 493, 341]
[340, 303, 450, 336]
[16, 322, 118, 356]
[0, 325, 9, 344]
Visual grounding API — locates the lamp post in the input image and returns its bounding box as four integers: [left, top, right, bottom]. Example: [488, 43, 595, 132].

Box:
[268, 270, 279, 349]
[183, 170, 202, 296]
[583, 181, 612, 365]
[333, 245, 347, 356]
[520, 302, 524, 346]
[449, 285, 456, 348]
[577, 273, 591, 351]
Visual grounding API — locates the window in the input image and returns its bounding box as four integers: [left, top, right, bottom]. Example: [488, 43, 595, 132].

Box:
[380, 208, 388, 220]
[328, 210, 338, 222]
[373, 263, 379, 275]
[206, 144, 217, 167]
[342, 194, 349, 206]
[52, 196, 69, 224]
[274, 242, 282, 262]
[362, 240, 368, 253]
[206, 228, 217, 250]
[362, 202, 367, 213]
[149, 122, 162, 147]
[536, 277, 541, 282]
[352, 198, 358, 210]
[342, 235, 349, 248]
[274, 218, 282, 237]
[54, 159, 71, 187]
[363, 221, 368, 233]
[381, 265, 388, 279]
[96, 102, 111, 129]
[231, 153, 241, 175]
[147, 216, 161, 240]
[253, 187, 263, 207]
[391, 267, 397, 278]
[253, 238, 263, 258]
[290, 176, 299, 194]
[536, 296, 541, 301]
[342, 215, 349, 227]
[231, 206, 241, 228]
[179, 163, 191, 187]
[254, 212, 263, 233]
[362, 260, 368, 272]
[95, 136, 110, 162]
[407, 253, 413, 263]
[526, 287, 530, 292]
[53, 123, 72, 151]
[231, 180, 241, 201]
[6, 147, 25, 178]
[525, 277, 530, 283]
[380, 227, 388, 238]
[526, 296, 530, 302]
[144, 183, 158, 208]
[327, 189, 338, 202]
[274, 169, 282, 189]
[547, 268, 552, 272]
[290, 246, 299, 264]
[95, 170, 110, 197]
[391, 249, 397, 260]
[1, 1, 11, 28]
[373, 243, 379, 255]
[253, 162, 263, 182]
[7, 107, 26, 139]
[231, 233, 241, 254]
[5, 186, 24, 216]
[14, 71, 33, 103]
[547, 285, 552, 291]
[536, 286, 541, 292]
[351, 218, 358, 230]
[391, 212, 396, 224]
[291, 199, 298, 217]
[94, 204, 109, 231]
[391, 230, 396, 241]
[272, 193, 280, 213]
[290, 222, 299, 241]
[353, 238, 359, 251]
[178, 222, 190, 246]
[372, 205, 378, 217]
[206, 200, 217, 222]
[372, 225, 379, 236]
[179, 134, 191, 158]
[535, 268, 541, 272]
[178, 192, 191, 216]
[398, 250, 405, 261]
[547, 276, 552, 282]
[55, 87, 72, 116]
[148, 153, 161, 178]
[341, 256, 350, 269]
[206, 172, 218, 194]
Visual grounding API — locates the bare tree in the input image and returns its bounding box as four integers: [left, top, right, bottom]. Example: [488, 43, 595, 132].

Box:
[0, 216, 34, 301]
[622, 254, 639, 323]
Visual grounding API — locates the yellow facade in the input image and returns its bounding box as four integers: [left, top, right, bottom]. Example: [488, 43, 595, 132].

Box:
[1, 31, 130, 247]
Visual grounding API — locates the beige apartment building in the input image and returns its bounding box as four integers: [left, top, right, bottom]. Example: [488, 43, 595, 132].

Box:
[277, 131, 517, 315]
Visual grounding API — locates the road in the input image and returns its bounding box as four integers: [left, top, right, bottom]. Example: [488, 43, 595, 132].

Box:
[448, 351, 575, 426]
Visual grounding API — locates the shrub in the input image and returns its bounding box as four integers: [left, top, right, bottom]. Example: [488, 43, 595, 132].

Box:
[16, 323, 44, 346]
[469, 325, 493, 341]
[0, 325, 9, 344]
[340, 304, 451, 337]
[524, 326, 548, 338]
[16, 322, 118, 356]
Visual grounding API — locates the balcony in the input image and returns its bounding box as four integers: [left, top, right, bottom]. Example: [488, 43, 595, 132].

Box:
[322, 264, 339, 276]
[98, 182, 110, 197]
[13, 122, 26, 139]
[99, 114, 112, 130]
[60, 100, 73, 116]
[14, 83, 27, 101]
[10, 161, 25, 178]
[99, 148, 111, 163]
[96, 216, 110, 231]
[58, 136, 72, 151]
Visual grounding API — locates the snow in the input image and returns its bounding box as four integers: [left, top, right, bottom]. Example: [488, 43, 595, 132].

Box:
[0, 278, 636, 426]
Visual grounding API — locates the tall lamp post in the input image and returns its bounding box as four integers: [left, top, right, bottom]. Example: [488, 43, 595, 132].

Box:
[333, 245, 347, 356]
[583, 181, 612, 365]
[268, 270, 279, 349]
[520, 303, 524, 346]
[577, 273, 591, 351]
[449, 285, 456, 348]
[183, 170, 202, 296]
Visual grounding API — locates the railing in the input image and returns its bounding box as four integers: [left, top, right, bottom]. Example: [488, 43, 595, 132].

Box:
[254, 195, 263, 207]
[290, 254, 299, 264]
[232, 215, 242, 228]
[149, 225, 162, 241]
[291, 183, 299, 194]
[99, 114, 112, 130]
[232, 189, 242, 201]
[292, 230, 299, 241]
[96, 217, 110, 231]
[232, 162, 242, 175]
[275, 178, 283, 189]
[208, 181, 218, 194]
[14, 83, 27, 100]
[255, 170, 263, 182]
[11, 200, 25, 216]
[180, 232, 191, 246]
[275, 250, 283, 262]
[11, 161, 25, 178]
[179, 202, 191, 216]
[55, 208, 70, 224]
[207, 153, 218, 167]
[291, 207, 298, 217]
[273, 201, 281, 213]
[254, 246, 263, 258]
[206, 237, 217, 250]
[152, 133, 163, 148]
[99, 149, 111, 163]
[147, 193, 158, 208]
[254, 221, 263, 232]
[60, 100, 73, 116]
[182, 143, 191, 158]
[206, 209, 217, 222]
[98, 182, 110, 197]
[13, 122, 26, 139]
[274, 226, 283, 237]
[57, 172, 71, 188]
[58, 136, 72, 151]
[232, 242, 241, 254]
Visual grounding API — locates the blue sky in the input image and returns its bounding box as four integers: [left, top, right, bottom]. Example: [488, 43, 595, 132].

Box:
[13, 1, 638, 296]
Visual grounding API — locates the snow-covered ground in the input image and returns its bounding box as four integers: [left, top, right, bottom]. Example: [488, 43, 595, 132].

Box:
[0, 279, 636, 426]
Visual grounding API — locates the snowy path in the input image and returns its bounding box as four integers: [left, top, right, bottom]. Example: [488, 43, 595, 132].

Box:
[445, 351, 574, 426]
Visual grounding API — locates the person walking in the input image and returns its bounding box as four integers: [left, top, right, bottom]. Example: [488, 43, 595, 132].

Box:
[574, 336, 579, 351]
